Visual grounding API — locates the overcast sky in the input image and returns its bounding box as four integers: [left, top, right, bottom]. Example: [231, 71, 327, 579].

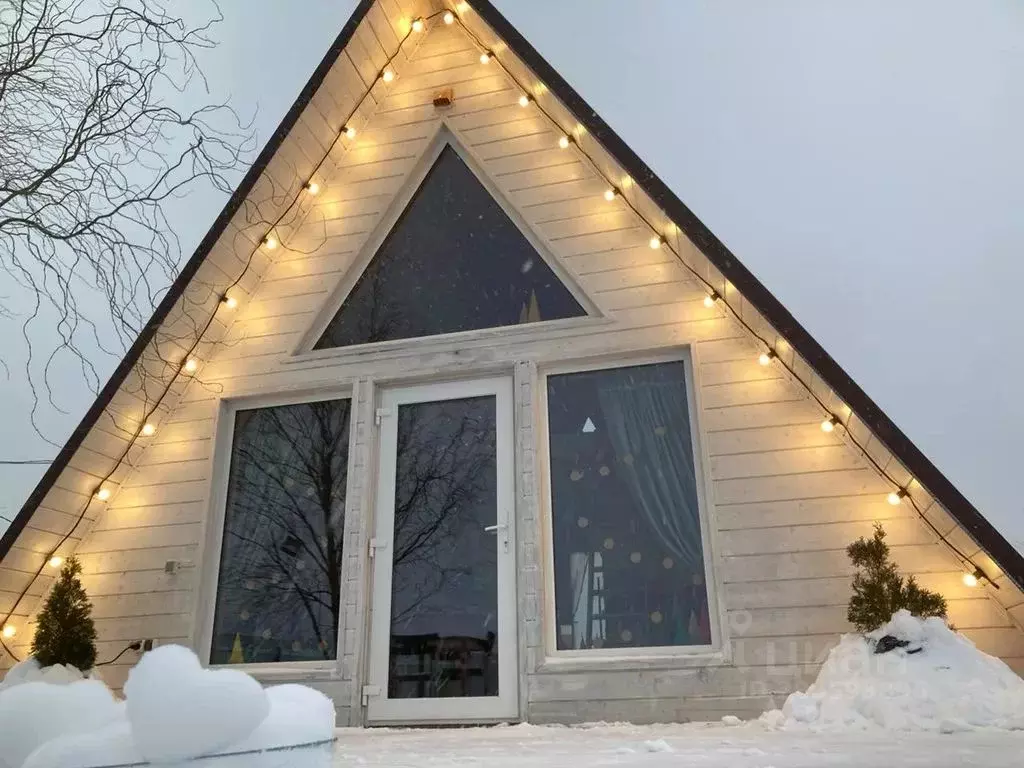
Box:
[1, 1, 1021, 546]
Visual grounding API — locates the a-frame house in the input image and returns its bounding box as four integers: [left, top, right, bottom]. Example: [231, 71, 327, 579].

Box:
[1, 0, 1022, 726]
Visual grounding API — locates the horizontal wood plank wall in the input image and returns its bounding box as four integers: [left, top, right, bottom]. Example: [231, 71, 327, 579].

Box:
[0, 0, 435, 689]
[4, 5, 1022, 726]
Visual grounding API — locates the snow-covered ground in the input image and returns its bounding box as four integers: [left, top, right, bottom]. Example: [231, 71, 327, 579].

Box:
[3, 614, 1023, 767]
[332, 722, 1024, 768]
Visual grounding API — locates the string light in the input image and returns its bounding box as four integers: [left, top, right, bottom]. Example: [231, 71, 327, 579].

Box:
[48, 555, 63, 568]
[887, 488, 908, 506]
[1, 6, 1000, 666]
[0, 8, 466, 666]
[140, 422, 156, 437]
[604, 187, 620, 202]
[221, 294, 238, 310]
[518, 93, 532, 107]
[479, 50, 493, 64]
[429, 20, 999, 591]
[411, 17, 425, 33]
[649, 235, 664, 250]
[343, 125, 357, 139]
[703, 291, 720, 309]
[304, 180, 321, 196]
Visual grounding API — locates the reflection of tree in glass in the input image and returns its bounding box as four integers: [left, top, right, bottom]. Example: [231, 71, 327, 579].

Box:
[211, 399, 350, 663]
[390, 398, 496, 627]
[360, 269, 403, 344]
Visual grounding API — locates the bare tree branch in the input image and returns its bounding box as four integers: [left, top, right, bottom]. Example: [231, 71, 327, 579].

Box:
[0, 0, 254, 434]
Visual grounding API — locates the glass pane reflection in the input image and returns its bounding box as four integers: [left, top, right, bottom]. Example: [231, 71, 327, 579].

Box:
[388, 395, 499, 698]
[546, 362, 712, 650]
[211, 399, 350, 664]
[314, 146, 586, 349]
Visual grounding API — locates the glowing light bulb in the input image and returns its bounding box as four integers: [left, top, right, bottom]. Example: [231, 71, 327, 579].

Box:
[411, 17, 425, 33]
[382, 68, 395, 83]
[962, 571, 979, 588]
[2, 625, 15, 639]
[887, 489, 906, 506]
[222, 295, 238, 310]
[443, 11, 455, 24]
[343, 125, 357, 139]
[95, 487, 112, 501]
[558, 135, 570, 149]
[821, 416, 838, 433]
[649, 235, 663, 250]
[604, 188, 619, 202]
[183, 358, 198, 374]
[262, 235, 278, 251]
[758, 351, 775, 366]
[48, 555, 64, 568]
[479, 51, 493, 64]
[141, 422, 156, 437]
[518, 93, 531, 107]
[703, 292, 720, 309]
[305, 181, 320, 196]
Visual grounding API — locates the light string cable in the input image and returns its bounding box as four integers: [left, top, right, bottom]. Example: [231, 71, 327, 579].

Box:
[0, 8, 999, 663]
[450, 13, 994, 587]
[0, 9, 447, 662]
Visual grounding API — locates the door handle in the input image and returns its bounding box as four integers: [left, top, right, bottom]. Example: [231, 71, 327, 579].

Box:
[483, 523, 510, 552]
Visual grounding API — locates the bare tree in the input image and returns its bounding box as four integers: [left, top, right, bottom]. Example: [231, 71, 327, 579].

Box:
[0, 0, 252, 429]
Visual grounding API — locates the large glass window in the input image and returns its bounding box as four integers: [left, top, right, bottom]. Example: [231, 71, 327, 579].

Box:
[546, 361, 712, 651]
[210, 398, 351, 664]
[388, 395, 499, 698]
[313, 145, 586, 350]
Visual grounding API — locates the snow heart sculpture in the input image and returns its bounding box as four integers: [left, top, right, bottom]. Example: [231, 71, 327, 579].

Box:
[0, 678, 123, 768]
[124, 644, 270, 762]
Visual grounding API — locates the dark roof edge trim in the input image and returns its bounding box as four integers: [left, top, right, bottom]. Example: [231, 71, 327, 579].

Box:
[469, 0, 1024, 588]
[4, 0, 1021, 591]
[0, 0, 378, 560]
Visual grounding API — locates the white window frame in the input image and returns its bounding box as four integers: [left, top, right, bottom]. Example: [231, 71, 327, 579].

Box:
[193, 385, 358, 678]
[287, 121, 605, 363]
[364, 375, 519, 724]
[536, 349, 725, 664]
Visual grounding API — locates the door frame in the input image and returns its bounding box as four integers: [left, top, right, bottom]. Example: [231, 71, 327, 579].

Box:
[365, 375, 519, 724]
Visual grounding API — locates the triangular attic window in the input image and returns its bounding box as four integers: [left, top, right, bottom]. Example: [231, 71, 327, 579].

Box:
[313, 145, 587, 349]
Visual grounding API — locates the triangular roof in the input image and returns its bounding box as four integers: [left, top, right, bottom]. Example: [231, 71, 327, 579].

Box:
[2, 0, 1021, 636]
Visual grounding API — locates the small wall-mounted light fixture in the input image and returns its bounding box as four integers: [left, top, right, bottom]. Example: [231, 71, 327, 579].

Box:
[433, 88, 455, 109]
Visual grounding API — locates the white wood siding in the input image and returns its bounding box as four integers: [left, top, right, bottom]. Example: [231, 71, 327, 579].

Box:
[2, 1, 1021, 726]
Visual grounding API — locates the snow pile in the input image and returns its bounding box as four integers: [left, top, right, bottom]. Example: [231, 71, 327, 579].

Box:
[0, 657, 97, 690]
[761, 610, 1024, 732]
[0, 645, 335, 768]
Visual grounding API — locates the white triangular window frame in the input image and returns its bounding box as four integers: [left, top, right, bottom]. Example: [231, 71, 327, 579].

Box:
[294, 123, 602, 357]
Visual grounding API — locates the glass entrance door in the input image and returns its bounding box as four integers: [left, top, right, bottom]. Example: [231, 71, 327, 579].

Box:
[366, 377, 517, 723]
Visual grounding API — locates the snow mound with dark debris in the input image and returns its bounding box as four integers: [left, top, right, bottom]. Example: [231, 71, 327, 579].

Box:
[760, 610, 1024, 732]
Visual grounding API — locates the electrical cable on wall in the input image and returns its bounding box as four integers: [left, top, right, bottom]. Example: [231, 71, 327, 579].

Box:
[0, 4, 997, 663]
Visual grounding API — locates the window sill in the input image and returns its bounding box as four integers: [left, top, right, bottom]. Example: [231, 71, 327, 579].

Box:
[284, 315, 614, 367]
[535, 649, 729, 675]
[210, 662, 340, 681]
